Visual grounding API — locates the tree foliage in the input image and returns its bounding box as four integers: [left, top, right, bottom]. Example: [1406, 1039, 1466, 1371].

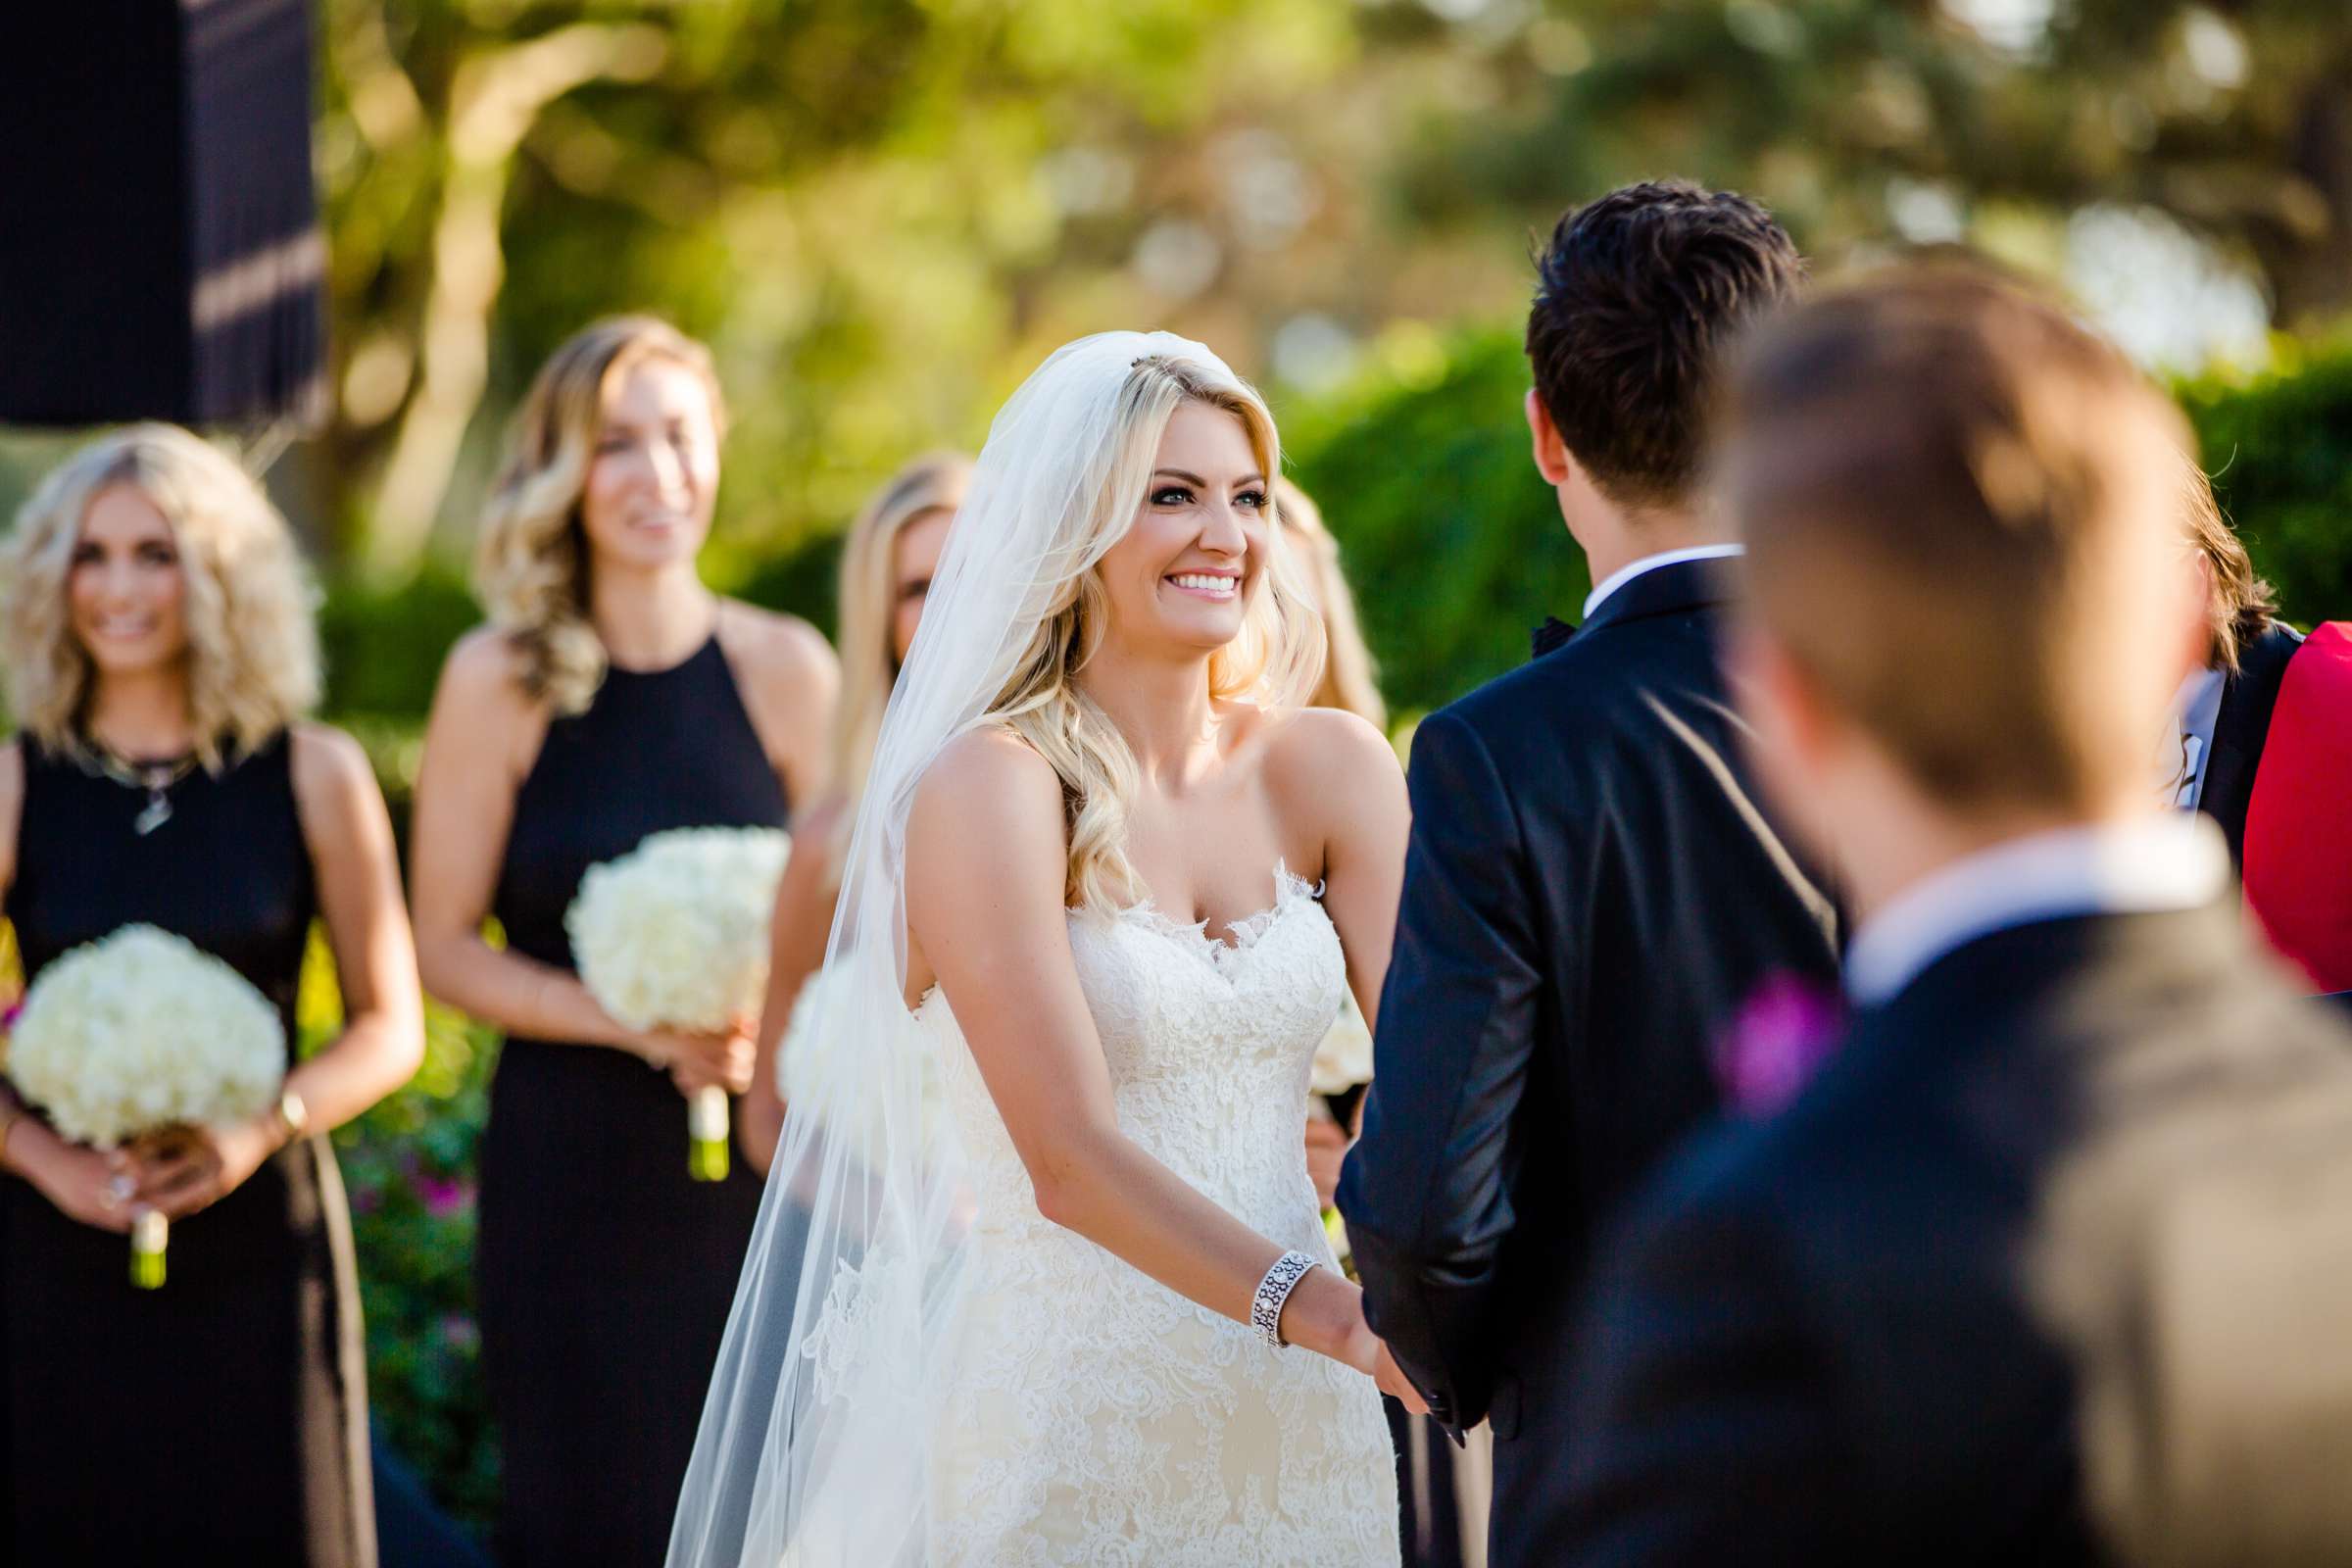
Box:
[302, 0, 2351, 587]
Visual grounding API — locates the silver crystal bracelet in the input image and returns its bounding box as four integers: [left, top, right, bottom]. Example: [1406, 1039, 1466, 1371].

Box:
[1251, 1250, 1318, 1349]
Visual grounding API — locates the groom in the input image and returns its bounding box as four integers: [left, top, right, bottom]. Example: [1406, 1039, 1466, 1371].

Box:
[1339, 181, 1839, 1567]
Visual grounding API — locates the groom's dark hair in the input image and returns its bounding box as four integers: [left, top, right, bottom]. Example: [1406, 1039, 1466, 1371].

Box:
[1526, 180, 1802, 510]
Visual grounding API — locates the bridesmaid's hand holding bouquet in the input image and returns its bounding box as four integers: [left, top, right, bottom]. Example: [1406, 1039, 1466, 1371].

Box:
[3, 924, 286, 1286]
[566, 825, 790, 1181]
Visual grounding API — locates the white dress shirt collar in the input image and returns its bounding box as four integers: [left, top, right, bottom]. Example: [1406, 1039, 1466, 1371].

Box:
[1582, 543, 1745, 621]
[1844, 812, 2230, 1007]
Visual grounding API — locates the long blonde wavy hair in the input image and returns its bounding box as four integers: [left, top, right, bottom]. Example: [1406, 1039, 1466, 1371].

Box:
[1272, 477, 1386, 730]
[1, 423, 320, 769]
[474, 317, 727, 714]
[988, 355, 1324, 913]
[830, 453, 973, 845]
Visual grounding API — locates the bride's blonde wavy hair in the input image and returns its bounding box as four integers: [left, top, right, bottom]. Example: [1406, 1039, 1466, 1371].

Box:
[474, 317, 727, 714]
[1, 423, 320, 770]
[987, 355, 1323, 913]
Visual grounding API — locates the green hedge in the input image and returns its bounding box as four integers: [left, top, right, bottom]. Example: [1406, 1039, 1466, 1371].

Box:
[1281, 326, 1592, 720]
[317, 570, 483, 725]
[1279, 326, 2352, 723]
[2180, 338, 2352, 626]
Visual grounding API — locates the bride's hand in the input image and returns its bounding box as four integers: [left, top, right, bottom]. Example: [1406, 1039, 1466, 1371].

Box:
[1291, 1276, 1433, 1414]
[1276, 1267, 1377, 1369]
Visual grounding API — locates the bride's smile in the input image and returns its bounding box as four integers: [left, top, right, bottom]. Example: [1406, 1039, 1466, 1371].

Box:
[1096, 399, 1269, 656]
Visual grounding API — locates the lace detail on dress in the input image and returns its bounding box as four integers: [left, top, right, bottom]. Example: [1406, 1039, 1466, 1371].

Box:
[803, 1241, 922, 1414]
[1116, 861, 1326, 960]
[919, 863, 1400, 1566]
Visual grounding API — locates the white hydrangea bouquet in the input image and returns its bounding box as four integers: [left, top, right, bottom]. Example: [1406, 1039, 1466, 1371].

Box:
[566, 825, 791, 1181]
[776, 962, 948, 1159]
[5, 924, 286, 1288]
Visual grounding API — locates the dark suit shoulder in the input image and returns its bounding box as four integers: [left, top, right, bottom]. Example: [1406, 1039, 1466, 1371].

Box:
[1434, 606, 1726, 754]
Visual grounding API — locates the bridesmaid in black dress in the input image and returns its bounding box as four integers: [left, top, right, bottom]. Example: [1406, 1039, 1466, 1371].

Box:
[0, 425, 424, 1564]
[409, 318, 835, 1566]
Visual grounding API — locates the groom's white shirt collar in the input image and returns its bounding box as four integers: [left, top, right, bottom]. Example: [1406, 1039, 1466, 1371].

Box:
[1582, 543, 1744, 620]
[1843, 812, 2230, 1007]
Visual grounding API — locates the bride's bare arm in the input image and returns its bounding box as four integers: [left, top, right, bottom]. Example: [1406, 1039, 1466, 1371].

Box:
[904, 727, 1380, 1373]
[1268, 710, 1409, 1028]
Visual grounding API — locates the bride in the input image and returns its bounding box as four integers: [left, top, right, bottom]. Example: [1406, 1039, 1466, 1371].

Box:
[668, 333, 1412, 1566]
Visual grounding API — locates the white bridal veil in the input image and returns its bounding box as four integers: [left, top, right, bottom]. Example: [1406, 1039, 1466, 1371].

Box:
[666, 330, 1246, 1566]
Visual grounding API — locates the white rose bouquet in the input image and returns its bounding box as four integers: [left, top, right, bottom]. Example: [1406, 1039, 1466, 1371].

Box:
[4, 924, 286, 1288]
[566, 825, 791, 1181]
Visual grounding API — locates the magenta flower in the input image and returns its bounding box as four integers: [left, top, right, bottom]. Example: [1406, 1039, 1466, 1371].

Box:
[1713, 971, 1844, 1118]
[439, 1313, 480, 1352]
[416, 1174, 474, 1219]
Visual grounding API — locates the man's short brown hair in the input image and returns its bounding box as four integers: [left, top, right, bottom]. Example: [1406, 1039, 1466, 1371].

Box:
[1722, 267, 2193, 812]
[1525, 181, 1804, 510]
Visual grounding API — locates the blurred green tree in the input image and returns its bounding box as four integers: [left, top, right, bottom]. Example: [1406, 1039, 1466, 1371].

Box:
[1390, 0, 2352, 325]
[315, 0, 1371, 582]
[305, 0, 2348, 591]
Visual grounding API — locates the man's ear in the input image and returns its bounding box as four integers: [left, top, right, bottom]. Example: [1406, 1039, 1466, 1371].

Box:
[1525, 387, 1575, 487]
[1730, 617, 1839, 825]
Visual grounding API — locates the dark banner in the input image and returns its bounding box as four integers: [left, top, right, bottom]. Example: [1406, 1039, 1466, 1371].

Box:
[0, 0, 326, 428]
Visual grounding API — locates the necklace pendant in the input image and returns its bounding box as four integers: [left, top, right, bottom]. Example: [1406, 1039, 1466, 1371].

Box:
[133, 792, 172, 836]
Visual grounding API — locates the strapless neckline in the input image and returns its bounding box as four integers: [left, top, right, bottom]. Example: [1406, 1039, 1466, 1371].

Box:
[912, 862, 1323, 1016]
[1111, 861, 1324, 964]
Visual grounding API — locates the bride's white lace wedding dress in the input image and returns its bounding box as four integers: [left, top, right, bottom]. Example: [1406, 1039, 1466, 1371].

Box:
[917, 865, 1401, 1565]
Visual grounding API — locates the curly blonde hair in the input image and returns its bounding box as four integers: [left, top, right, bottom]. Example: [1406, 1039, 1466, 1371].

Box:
[1, 423, 320, 769]
[989, 355, 1324, 913]
[832, 453, 972, 841]
[1272, 477, 1386, 730]
[474, 317, 727, 714]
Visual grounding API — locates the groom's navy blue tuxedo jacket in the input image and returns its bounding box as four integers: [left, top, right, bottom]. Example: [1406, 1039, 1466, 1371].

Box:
[1339, 559, 1839, 1562]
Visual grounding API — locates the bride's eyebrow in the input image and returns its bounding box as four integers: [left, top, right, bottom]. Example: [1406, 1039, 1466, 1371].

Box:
[1152, 467, 1266, 489]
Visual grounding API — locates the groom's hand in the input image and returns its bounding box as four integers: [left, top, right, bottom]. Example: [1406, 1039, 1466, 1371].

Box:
[1374, 1340, 1431, 1415]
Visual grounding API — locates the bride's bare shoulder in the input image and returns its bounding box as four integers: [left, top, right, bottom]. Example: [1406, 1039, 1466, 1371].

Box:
[908, 726, 1064, 853]
[1255, 706, 1405, 861]
[1259, 705, 1398, 793]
